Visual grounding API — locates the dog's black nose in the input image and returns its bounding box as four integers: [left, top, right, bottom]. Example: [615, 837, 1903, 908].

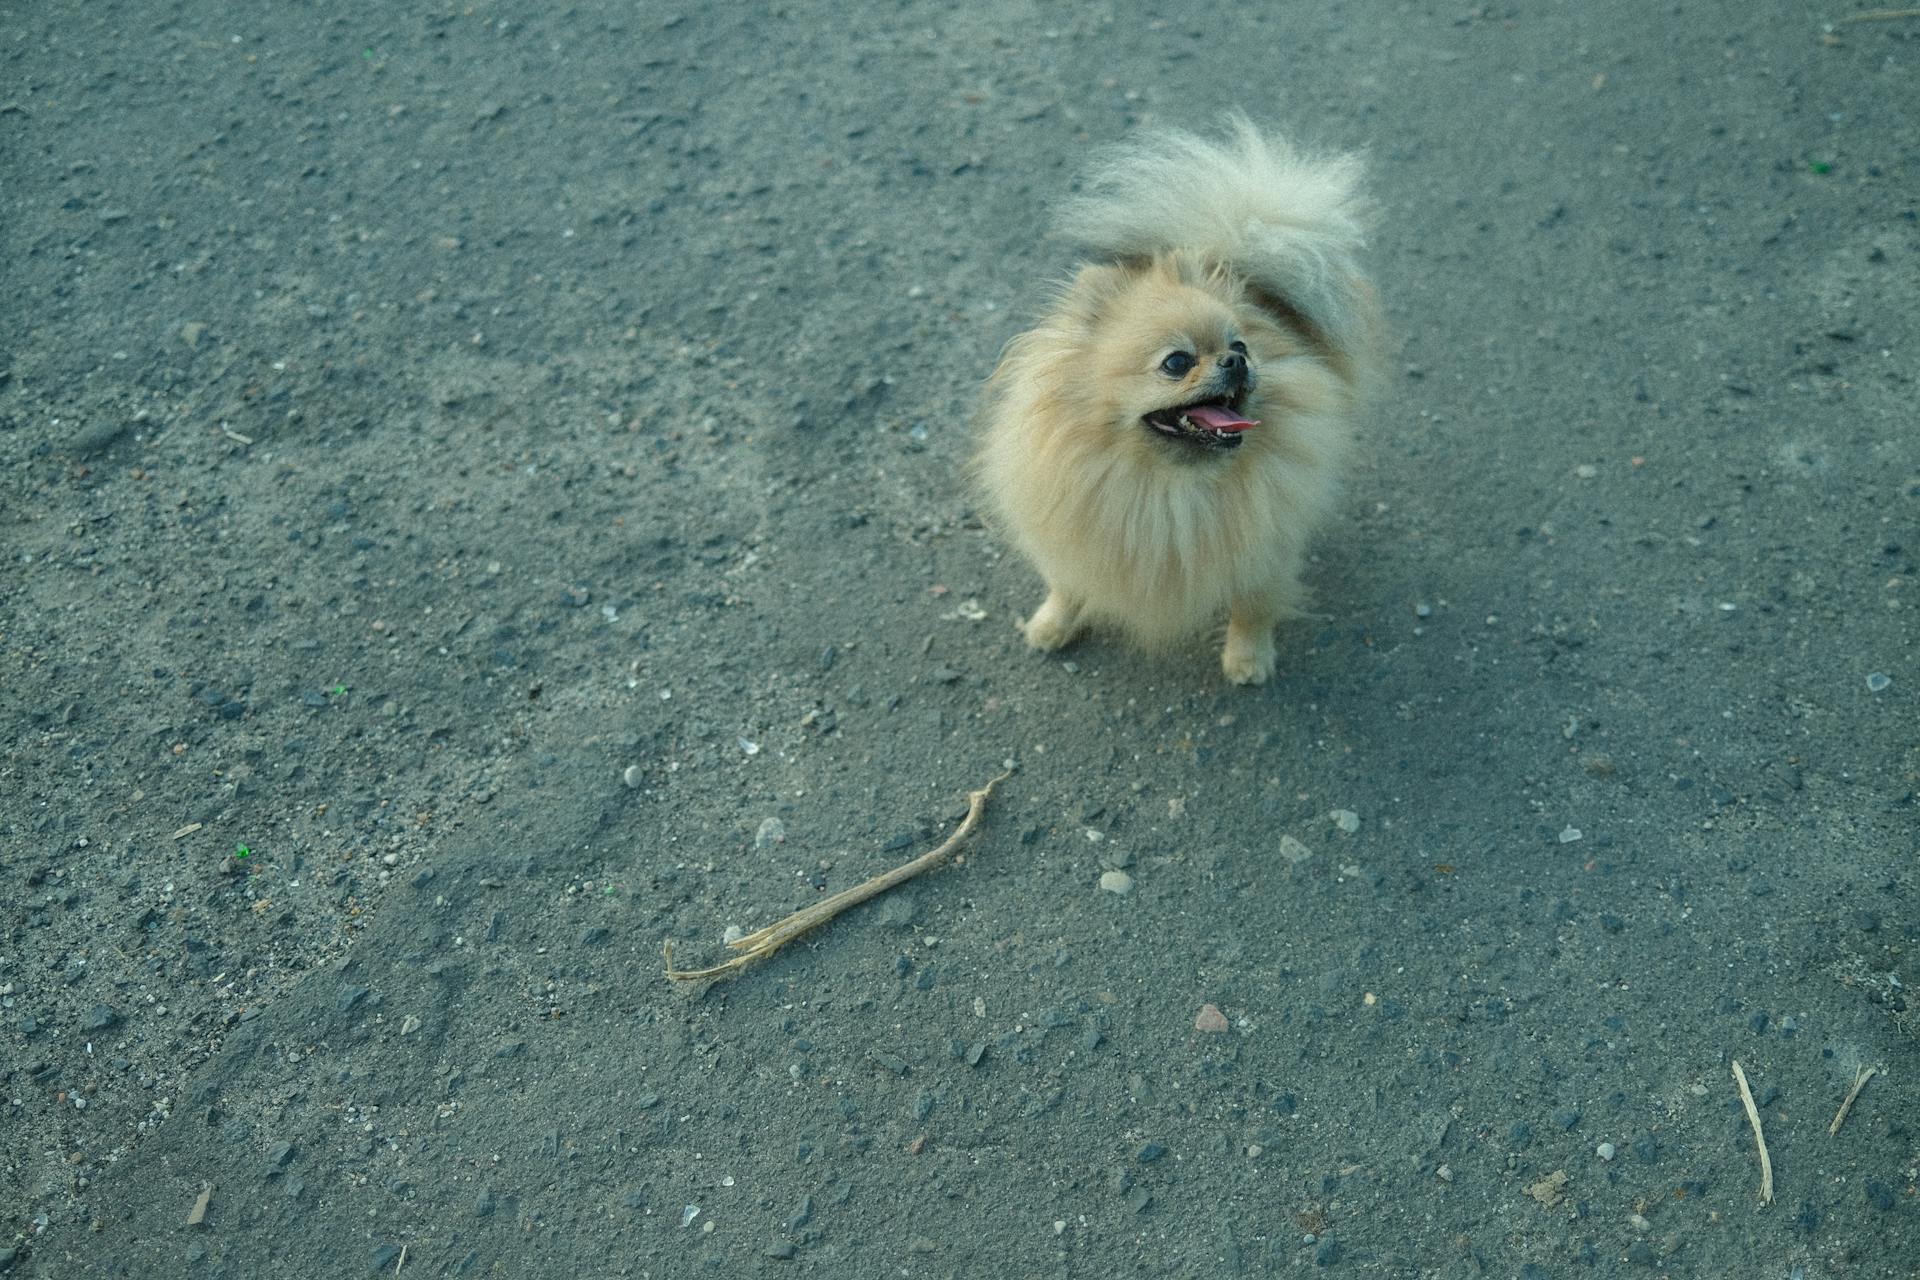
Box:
[1217, 351, 1248, 385]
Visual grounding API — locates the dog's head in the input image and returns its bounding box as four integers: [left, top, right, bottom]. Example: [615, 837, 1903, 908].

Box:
[1067, 254, 1264, 456]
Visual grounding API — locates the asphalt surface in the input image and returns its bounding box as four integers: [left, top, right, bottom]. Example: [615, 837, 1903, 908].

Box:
[2, 2, 1915, 1277]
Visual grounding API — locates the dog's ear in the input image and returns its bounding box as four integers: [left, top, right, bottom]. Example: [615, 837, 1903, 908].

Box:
[1245, 273, 1382, 390]
[1060, 262, 1132, 323]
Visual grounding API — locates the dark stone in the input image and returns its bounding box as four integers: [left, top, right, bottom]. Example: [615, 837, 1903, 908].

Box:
[1314, 1239, 1342, 1266]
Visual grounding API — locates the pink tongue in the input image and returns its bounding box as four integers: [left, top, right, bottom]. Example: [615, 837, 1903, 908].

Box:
[1186, 404, 1259, 432]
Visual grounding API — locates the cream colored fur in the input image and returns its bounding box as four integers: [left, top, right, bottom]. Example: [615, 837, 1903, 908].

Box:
[977, 117, 1378, 684]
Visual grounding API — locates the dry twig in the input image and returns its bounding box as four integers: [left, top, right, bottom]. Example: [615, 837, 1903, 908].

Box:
[1828, 1064, 1880, 1137]
[1731, 1059, 1774, 1203]
[664, 770, 1012, 983]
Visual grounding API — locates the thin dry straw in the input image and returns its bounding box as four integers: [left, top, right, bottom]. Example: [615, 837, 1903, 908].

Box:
[1828, 1064, 1879, 1138]
[664, 771, 1011, 983]
[1731, 1060, 1774, 1204]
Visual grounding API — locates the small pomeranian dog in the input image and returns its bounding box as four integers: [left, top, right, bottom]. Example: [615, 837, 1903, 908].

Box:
[977, 116, 1380, 685]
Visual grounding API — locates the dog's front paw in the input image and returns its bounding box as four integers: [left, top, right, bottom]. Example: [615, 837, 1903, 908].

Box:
[1221, 632, 1277, 686]
[1021, 591, 1083, 653]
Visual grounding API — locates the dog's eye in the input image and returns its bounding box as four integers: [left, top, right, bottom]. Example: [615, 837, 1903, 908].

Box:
[1160, 351, 1196, 378]
[1228, 340, 1248, 355]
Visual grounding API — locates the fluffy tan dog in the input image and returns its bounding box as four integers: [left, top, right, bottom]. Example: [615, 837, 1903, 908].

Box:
[977, 117, 1380, 684]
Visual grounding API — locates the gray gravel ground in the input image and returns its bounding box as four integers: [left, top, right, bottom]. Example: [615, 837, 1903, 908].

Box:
[3, 2, 1916, 1277]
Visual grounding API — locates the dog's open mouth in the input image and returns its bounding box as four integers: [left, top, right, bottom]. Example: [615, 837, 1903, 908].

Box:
[1143, 397, 1260, 450]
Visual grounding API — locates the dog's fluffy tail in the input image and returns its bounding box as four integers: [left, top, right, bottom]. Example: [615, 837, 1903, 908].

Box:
[1056, 114, 1375, 377]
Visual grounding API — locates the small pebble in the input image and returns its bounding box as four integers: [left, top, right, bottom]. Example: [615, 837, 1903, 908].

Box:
[1596, 1141, 1616, 1161]
[1866, 672, 1890, 693]
[1279, 835, 1314, 864]
[1558, 826, 1582, 844]
[622, 765, 643, 788]
[1436, 1164, 1453, 1183]
[1194, 1003, 1229, 1034]
[1098, 870, 1134, 895]
[1330, 809, 1360, 833]
[755, 817, 786, 849]
[722, 925, 745, 945]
